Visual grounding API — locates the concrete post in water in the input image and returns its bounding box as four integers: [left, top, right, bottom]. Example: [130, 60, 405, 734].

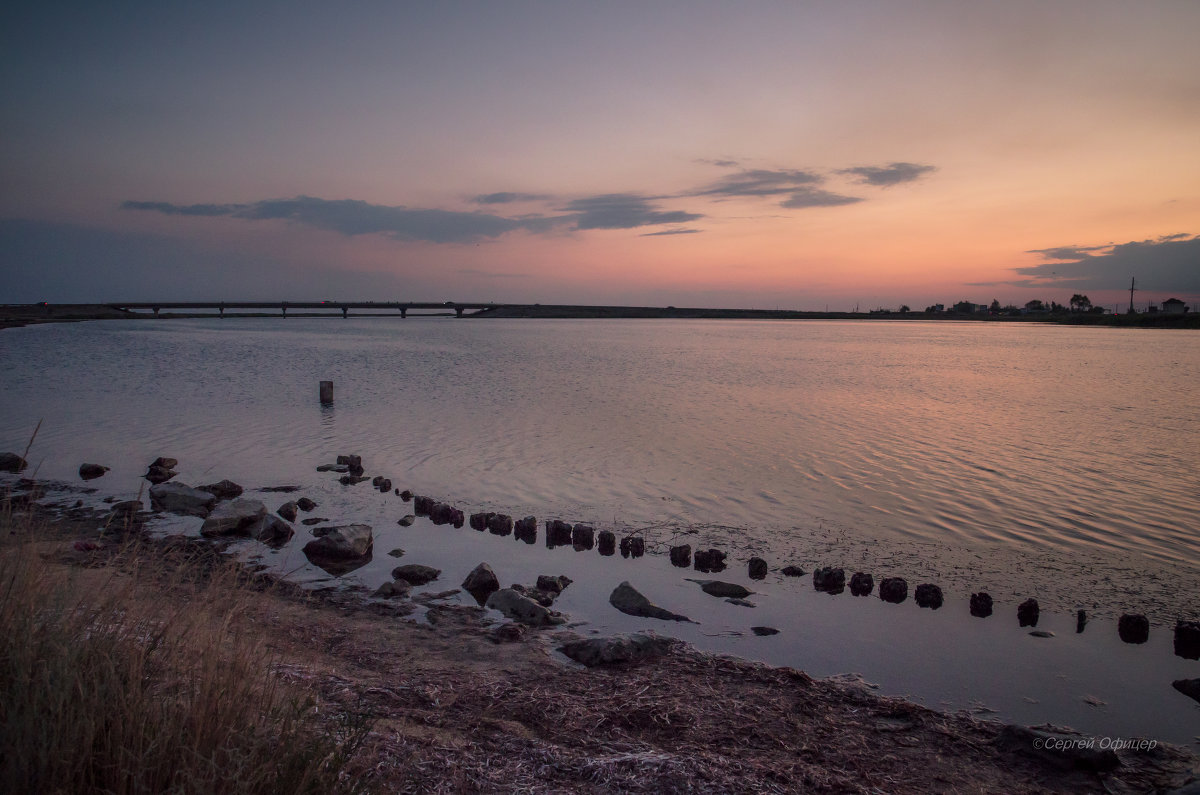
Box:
[319, 381, 334, 404]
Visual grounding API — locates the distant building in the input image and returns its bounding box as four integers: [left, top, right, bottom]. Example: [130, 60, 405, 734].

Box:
[1162, 298, 1188, 314]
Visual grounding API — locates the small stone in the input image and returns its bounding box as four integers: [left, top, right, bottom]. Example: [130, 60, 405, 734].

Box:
[914, 583, 943, 609]
[387, 548, 405, 557]
[559, 634, 673, 667]
[620, 535, 645, 558]
[0, 452, 28, 473]
[690, 579, 752, 599]
[301, 517, 326, 526]
[150, 457, 178, 470]
[1175, 620, 1200, 660]
[849, 571, 874, 596]
[879, 577, 908, 604]
[1029, 630, 1055, 638]
[669, 544, 691, 568]
[397, 515, 415, 526]
[751, 626, 779, 636]
[277, 501, 298, 522]
[609, 581, 691, 622]
[693, 548, 726, 572]
[399, 489, 413, 501]
[296, 497, 317, 512]
[726, 598, 755, 607]
[462, 563, 500, 599]
[316, 464, 348, 473]
[813, 567, 846, 594]
[391, 564, 441, 585]
[748, 557, 768, 580]
[78, 463, 109, 480]
[144, 465, 176, 485]
[781, 565, 805, 577]
[253, 514, 294, 546]
[536, 574, 572, 594]
[1117, 613, 1149, 644]
[197, 479, 244, 501]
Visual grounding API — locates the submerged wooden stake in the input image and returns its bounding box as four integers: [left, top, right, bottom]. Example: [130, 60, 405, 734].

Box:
[319, 380, 334, 404]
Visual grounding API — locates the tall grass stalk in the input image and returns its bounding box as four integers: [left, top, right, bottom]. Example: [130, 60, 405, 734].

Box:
[0, 518, 366, 794]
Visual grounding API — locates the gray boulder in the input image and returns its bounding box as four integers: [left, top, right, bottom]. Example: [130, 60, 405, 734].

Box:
[78, 463, 109, 480]
[485, 588, 567, 627]
[0, 452, 28, 473]
[536, 574, 572, 594]
[391, 563, 441, 585]
[462, 563, 500, 598]
[253, 514, 294, 546]
[277, 501, 298, 522]
[303, 524, 373, 559]
[373, 580, 412, 599]
[748, 557, 768, 580]
[296, 497, 317, 512]
[149, 482, 218, 517]
[144, 465, 176, 485]
[559, 634, 674, 667]
[609, 581, 692, 622]
[200, 499, 267, 536]
[198, 479, 244, 501]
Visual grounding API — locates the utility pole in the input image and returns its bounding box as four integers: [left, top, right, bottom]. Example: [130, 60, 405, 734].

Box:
[1128, 277, 1137, 314]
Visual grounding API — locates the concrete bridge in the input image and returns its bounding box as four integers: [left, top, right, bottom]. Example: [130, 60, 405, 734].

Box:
[104, 301, 502, 318]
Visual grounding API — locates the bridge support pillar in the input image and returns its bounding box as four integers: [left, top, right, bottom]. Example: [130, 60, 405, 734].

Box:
[342, 307, 348, 319]
[153, 307, 160, 317]
[219, 306, 224, 318]
[282, 305, 287, 317]
[455, 307, 464, 318]
[400, 308, 407, 318]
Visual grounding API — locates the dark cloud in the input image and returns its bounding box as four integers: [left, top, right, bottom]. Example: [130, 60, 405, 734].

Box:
[471, 192, 552, 205]
[120, 200, 246, 216]
[692, 169, 823, 199]
[640, 228, 702, 237]
[839, 162, 936, 186]
[1011, 234, 1200, 291]
[559, 194, 703, 230]
[125, 196, 548, 244]
[779, 188, 864, 208]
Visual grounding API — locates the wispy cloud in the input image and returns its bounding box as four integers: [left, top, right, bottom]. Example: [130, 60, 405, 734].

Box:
[640, 228, 702, 237]
[559, 194, 703, 230]
[839, 162, 936, 186]
[691, 168, 823, 199]
[124, 196, 550, 244]
[457, 268, 531, 278]
[470, 192, 552, 205]
[779, 188, 864, 208]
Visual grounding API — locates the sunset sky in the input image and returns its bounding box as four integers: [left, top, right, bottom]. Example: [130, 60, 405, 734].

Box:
[2, 1, 1198, 310]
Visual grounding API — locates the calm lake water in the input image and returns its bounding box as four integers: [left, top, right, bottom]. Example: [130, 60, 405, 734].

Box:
[2, 317, 1198, 743]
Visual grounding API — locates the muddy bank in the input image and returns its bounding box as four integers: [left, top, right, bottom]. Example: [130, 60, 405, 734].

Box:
[5, 478, 1198, 792]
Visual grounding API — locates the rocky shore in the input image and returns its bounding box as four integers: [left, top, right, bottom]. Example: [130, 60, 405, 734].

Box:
[3, 462, 1198, 793]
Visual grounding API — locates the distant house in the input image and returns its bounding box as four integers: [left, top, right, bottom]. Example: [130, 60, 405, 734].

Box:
[1162, 298, 1188, 314]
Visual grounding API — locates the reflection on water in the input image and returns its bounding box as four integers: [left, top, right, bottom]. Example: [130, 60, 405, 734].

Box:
[2, 317, 1199, 744]
[3, 317, 1197, 564]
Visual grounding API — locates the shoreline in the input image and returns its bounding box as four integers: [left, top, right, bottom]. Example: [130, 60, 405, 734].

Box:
[4, 476, 1198, 792]
[4, 303, 1199, 329]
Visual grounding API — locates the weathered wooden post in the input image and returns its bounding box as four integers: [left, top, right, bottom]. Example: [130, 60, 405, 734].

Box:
[319, 380, 334, 404]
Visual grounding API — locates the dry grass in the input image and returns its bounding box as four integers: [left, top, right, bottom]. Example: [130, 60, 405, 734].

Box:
[0, 509, 368, 795]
